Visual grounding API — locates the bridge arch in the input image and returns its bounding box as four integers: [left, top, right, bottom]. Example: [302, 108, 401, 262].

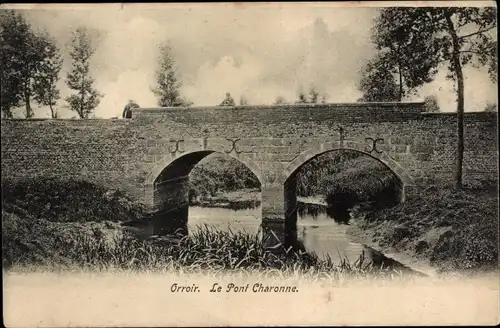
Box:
[280, 141, 416, 249]
[145, 149, 263, 236]
[146, 149, 264, 187]
[282, 140, 415, 189]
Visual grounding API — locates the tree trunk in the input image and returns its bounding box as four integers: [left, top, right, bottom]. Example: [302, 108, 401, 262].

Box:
[48, 93, 56, 118]
[396, 45, 403, 102]
[24, 82, 33, 119]
[397, 63, 403, 102]
[80, 78, 85, 118]
[49, 104, 56, 119]
[445, 12, 465, 190]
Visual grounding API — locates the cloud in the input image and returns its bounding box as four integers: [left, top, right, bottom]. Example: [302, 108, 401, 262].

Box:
[10, 4, 497, 117]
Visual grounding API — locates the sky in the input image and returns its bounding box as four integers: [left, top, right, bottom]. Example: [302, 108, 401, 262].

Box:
[6, 3, 498, 118]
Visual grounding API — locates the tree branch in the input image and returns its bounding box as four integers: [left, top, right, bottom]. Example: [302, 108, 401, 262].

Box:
[458, 26, 495, 40]
[459, 50, 481, 55]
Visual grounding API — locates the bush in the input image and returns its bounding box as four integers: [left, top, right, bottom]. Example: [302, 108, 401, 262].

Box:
[321, 155, 401, 213]
[360, 183, 499, 272]
[296, 151, 362, 197]
[189, 153, 260, 199]
[1, 177, 147, 223]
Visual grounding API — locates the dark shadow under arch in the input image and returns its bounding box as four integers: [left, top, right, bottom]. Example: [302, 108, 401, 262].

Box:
[152, 151, 263, 236]
[283, 148, 406, 250]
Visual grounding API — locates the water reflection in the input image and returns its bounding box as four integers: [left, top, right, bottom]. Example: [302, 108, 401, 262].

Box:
[296, 201, 351, 224]
[189, 202, 421, 274]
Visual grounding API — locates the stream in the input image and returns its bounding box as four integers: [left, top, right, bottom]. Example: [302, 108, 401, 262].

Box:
[188, 200, 423, 274]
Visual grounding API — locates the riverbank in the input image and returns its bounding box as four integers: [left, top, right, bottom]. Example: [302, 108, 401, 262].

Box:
[3, 177, 418, 279]
[294, 189, 498, 276]
[346, 184, 498, 275]
[346, 219, 438, 277]
[190, 188, 261, 209]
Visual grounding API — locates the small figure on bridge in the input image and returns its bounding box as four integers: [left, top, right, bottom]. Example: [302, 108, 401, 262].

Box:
[219, 92, 235, 106]
[122, 100, 140, 119]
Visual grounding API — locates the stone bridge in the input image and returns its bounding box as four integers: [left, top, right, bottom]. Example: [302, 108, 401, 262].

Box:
[1, 103, 498, 249]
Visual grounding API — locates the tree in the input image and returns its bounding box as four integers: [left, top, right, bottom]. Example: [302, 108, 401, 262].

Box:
[484, 103, 497, 112]
[371, 9, 442, 101]
[424, 95, 440, 112]
[239, 95, 249, 106]
[152, 41, 191, 107]
[122, 100, 140, 118]
[274, 96, 288, 105]
[33, 32, 63, 119]
[219, 92, 235, 106]
[19, 28, 46, 119]
[65, 27, 102, 119]
[0, 10, 48, 118]
[308, 84, 320, 103]
[0, 10, 25, 118]
[295, 85, 327, 104]
[372, 7, 497, 189]
[357, 54, 401, 102]
[295, 90, 308, 104]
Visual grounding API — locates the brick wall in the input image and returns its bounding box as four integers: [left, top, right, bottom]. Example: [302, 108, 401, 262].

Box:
[1, 103, 498, 209]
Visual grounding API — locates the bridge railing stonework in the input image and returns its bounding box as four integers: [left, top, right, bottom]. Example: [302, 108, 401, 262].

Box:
[1, 103, 498, 250]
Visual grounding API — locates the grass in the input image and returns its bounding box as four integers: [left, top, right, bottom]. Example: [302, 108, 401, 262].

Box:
[354, 182, 499, 273]
[3, 216, 414, 280]
[5, 168, 496, 276]
[1, 177, 148, 223]
[2, 177, 417, 279]
[189, 153, 260, 202]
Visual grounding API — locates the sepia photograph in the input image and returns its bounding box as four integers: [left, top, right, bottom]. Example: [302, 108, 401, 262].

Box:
[1, 2, 499, 326]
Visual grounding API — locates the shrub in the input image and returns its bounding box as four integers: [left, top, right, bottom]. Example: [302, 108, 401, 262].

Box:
[1, 177, 147, 223]
[189, 153, 260, 199]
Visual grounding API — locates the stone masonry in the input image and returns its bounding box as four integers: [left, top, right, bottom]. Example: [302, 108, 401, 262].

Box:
[1, 103, 498, 249]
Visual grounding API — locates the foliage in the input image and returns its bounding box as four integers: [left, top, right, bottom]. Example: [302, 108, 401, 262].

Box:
[65, 27, 102, 118]
[239, 96, 249, 106]
[357, 53, 401, 102]
[295, 85, 327, 104]
[219, 92, 235, 106]
[2, 185, 413, 278]
[0, 10, 30, 118]
[189, 153, 260, 200]
[358, 184, 498, 272]
[308, 85, 320, 103]
[322, 156, 401, 207]
[152, 41, 192, 107]
[274, 96, 288, 105]
[484, 102, 497, 112]
[369, 8, 443, 101]
[33, 32, 63, 118]
[423, 95, 440, 112]
[295, 91, 308, 104]
[0, 10, 62, 118]
[1, 177, 147, 223]
[295, 151, 363, 197]
[371, 7, 497, 189]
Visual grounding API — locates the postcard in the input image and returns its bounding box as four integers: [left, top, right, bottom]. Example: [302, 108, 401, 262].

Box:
[1, 2, 499, 326]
